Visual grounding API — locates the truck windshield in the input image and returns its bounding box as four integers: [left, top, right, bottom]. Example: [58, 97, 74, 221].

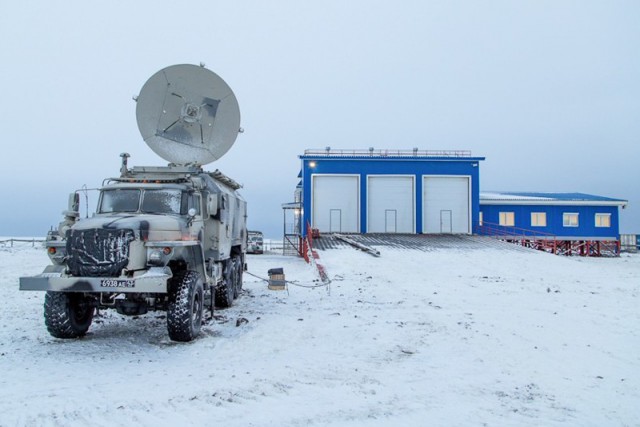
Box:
[99, 189, 140, 213]
[141, 190, 186, 214]
[99, 189, 187, 215]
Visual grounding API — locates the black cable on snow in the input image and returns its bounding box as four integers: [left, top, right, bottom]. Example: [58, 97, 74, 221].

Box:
[244, 270, 330, 289]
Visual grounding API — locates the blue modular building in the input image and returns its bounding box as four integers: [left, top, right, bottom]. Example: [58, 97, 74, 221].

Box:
[286, 148, 629, 256]
[479, 192, 628, 239]
[298, 148, 485, 236]
[292, 149, 628, 249]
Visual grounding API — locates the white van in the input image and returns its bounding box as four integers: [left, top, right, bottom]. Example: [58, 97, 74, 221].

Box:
[247, 231, 264, 254]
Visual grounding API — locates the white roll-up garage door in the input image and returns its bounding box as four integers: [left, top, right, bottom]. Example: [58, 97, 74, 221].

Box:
[312, 175, 359, 233]
[367, 176, 414, 233]
[423, 176, 470, 234]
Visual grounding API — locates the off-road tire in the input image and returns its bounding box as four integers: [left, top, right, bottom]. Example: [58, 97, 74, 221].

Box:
[44, 291, 94, 338]
[233, 255, 243, 298]
[167, 271, 204, 342]
[215, 259, 235, 308]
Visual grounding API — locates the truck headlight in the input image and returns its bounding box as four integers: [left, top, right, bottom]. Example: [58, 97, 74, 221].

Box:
[147, 247, 172, 266]
[148, 250, 163, 265]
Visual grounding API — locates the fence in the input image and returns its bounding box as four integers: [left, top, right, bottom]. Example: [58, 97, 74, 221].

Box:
[303, 148, 472, 157]
[0, 238, 45, 248]
[0, 237, 297, 254]
[262, 239, 285, 252]
[476, 221, 557, 241]
[620, 234, 639, 252]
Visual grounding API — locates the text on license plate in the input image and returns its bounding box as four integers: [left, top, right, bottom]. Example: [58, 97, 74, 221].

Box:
[100, 279, 135, 288]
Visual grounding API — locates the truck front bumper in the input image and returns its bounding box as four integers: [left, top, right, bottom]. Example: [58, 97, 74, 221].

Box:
[19, 266, 173, 293]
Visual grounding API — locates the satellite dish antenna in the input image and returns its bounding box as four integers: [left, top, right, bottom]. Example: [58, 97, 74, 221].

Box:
[135, 64, 241, 166]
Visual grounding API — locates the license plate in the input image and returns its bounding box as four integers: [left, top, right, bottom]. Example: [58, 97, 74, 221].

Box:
[100, 279, 135, 288]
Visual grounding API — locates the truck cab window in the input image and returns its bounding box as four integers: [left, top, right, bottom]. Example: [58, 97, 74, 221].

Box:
[99, 189, 141, 213]
[141, 190, 183, 215]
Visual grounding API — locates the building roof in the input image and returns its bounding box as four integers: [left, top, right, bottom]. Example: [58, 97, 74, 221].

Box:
[480, 192, 628, 207]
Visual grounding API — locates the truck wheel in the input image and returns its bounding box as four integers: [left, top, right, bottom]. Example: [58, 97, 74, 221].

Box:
[167, 271, 204, 342]
[215, 259, 235, 308]
[233, 256, 243, 298]
[44, 292, 94, 338]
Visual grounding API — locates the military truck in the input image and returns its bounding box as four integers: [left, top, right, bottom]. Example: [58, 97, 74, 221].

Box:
[20, 64, 247, 342]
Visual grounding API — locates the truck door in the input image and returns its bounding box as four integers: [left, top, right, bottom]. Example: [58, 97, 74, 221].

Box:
[188, 193, 204, 241]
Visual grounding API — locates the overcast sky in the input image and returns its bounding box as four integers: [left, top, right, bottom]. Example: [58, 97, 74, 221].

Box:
[1, 1, 638, 237]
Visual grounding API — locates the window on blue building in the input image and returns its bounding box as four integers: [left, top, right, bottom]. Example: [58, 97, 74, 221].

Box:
[563, 213, 579, 227]
[531, 212, 547, 227]
[595, 213, 611, 227]
[499, 212, 514, 226]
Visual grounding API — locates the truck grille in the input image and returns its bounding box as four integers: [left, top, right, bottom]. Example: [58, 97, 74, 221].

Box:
[66, 229, 135, 277]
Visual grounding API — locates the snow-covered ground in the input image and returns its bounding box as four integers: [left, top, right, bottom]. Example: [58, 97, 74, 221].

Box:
[1, 240, 638, 426]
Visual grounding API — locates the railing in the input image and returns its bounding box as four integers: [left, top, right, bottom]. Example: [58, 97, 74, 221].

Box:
[262, 240, 284, 252]
[477, 221, 562, 254]
[1, 236, 296, 254]
[476, 221, 557, 240]
[477, 222, 621, 257]
[303, 148, 472, 158]
[302, 222, 314, 263]
[620, 234, 639, 252]
[0, 238, 45, 248]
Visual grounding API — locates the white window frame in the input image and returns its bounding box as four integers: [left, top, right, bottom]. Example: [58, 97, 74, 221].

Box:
[595, 213, 611, 228]
[499, 211, 515, 227]
[530, 212, 547, 227]
[563, 213, 579, 227]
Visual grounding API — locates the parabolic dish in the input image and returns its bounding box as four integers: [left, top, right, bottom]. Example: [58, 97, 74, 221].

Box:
[136, 64, 241, 165]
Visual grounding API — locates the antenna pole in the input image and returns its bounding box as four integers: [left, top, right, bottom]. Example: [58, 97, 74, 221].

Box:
[120, 153, 130, 177]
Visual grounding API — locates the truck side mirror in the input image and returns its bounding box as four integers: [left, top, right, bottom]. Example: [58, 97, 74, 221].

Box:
[207, 194, 219, 216]
[62, 192, 80, 219]
[69, 192, 80, 213]
[59, 192, 80, 237]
